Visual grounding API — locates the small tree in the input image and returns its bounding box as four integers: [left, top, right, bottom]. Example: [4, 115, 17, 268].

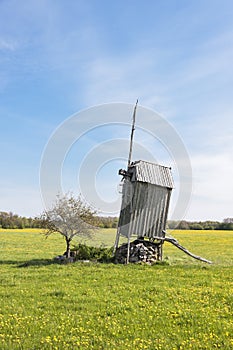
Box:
[41, 193, 97, 258]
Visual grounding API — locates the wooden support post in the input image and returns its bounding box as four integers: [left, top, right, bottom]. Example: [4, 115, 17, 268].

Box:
[126, 233, 130, 264]
[157, 242, 163, 261]
[114, 228, 120, 251]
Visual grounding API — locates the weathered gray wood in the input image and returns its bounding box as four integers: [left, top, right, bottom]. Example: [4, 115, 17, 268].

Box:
[113, 227, 121, 253]
[153, 233, 212, 264]
[126, 233, 131, 264]
[128, 99, 138, 168]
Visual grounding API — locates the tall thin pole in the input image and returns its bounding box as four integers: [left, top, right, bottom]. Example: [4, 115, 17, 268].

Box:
[127, 99, 138, 169]
[126, 100, 138, 264]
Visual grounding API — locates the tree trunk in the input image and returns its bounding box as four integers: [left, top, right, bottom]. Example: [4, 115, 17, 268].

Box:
[65, 238, 71, 258]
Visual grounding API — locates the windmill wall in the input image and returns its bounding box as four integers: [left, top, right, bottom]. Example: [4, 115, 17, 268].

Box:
[117, 160, 174, 240]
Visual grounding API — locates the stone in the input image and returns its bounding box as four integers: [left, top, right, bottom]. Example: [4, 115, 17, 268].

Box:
[115, 239, 162, 265]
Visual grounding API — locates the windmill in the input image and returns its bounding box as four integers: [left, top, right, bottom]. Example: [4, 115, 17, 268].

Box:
[114, 101, 211, 265]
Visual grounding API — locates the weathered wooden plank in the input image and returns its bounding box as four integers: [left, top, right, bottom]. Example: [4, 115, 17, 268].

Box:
[153, 233, 212, 264]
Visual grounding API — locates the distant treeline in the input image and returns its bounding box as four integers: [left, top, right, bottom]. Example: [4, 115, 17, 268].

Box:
[167, 219, 233, 230]
[0, 211, 233, 230]
[0, 212, 119, 230]
[96, 216, 118, 228]
[0, 212, 41, 229]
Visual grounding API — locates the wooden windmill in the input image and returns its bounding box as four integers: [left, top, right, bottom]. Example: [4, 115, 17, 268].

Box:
[114, 101, 211, 265]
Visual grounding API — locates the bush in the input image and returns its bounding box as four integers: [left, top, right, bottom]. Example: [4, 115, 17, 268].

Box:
[71, 244, 114, 263]
[189, 223, 203, 230]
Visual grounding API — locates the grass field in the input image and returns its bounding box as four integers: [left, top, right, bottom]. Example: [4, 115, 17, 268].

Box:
[0, 229, 232, 349]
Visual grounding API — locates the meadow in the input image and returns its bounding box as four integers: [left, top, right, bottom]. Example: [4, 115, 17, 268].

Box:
[0, 228, 232, 349]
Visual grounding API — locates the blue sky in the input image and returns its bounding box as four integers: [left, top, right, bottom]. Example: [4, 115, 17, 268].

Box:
[1, 0, 232, 221]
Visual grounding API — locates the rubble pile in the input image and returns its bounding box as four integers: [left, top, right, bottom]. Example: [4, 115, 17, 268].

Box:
[115, 239, 162, 264]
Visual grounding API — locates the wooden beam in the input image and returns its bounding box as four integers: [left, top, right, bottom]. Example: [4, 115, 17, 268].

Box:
[153, 233, 212, 264]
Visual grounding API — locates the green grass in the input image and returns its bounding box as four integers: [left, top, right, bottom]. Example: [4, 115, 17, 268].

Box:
[0, 229, 232, 349]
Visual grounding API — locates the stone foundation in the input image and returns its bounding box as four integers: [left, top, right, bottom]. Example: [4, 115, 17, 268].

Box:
[115, 239, 163, 264]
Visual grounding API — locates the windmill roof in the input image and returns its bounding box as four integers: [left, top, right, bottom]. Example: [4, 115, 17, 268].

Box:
[129, 160, 174, 189]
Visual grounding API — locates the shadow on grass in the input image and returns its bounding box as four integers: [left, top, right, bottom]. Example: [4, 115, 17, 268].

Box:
[18, 259, 62, 267]
[0, 259, 61, 267]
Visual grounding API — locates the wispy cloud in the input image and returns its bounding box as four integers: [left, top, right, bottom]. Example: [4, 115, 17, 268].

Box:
[0, 38, 17, 51]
